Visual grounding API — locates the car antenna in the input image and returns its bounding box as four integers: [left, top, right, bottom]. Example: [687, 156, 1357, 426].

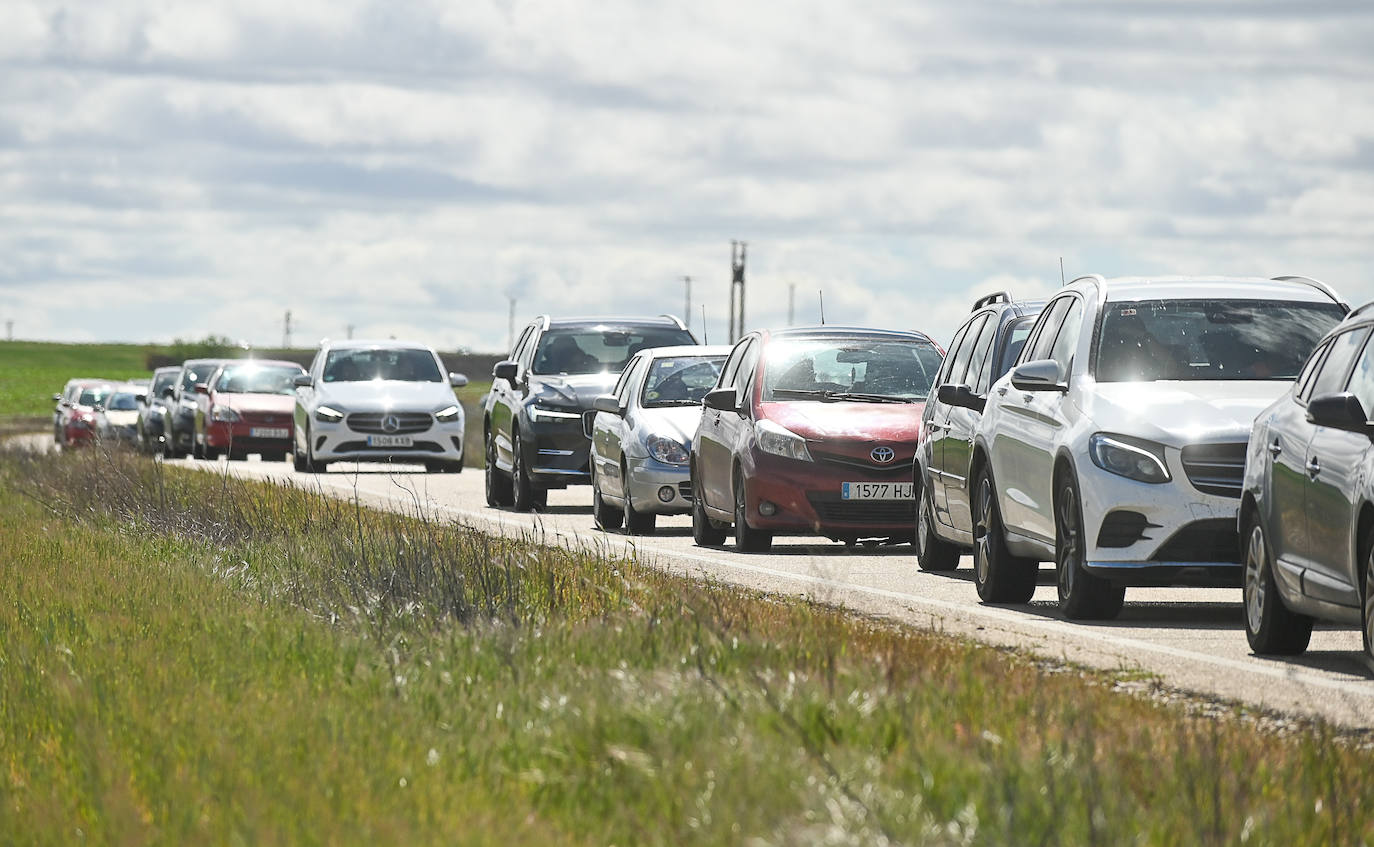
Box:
[701, 305, 708, 343]
[818, 290, 826, 324]
[1059, 257, 1066, 286]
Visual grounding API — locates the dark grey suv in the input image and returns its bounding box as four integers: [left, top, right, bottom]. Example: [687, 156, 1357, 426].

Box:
[483, 315, 696, 511]
[166, 358, 229, 458]
[915, 291, 1045, 570]
[137, 366, 181, 454]
[1241, 302, 1374, 664]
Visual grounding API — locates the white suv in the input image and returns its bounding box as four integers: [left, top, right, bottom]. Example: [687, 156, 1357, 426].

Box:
[952, 275, 1347, 619]
[293, 340, 469, 473]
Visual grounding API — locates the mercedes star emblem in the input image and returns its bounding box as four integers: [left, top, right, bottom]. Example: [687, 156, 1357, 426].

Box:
[381, 414, 401, 433]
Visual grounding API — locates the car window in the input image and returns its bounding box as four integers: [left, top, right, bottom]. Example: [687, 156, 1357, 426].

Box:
[988, 315, 1037, 387]
[531, 326, 695, 376]
[1096, 299, 1345, 383]
[762, 337, 942, 401]
[1026, 297, 1072, 363]
[105, 393, 138, 411]
[733, 339, 761, 394]
[641, 356, 726, 408]
[1294, 340, 1332, 403]
[944, 313, 988, 388]
[322, 348, 443, 383]
[78, 387, 112, 407]
[1309, 327, 1370, 399]
[180, 366, 212, 392]
[610, 354, 637, 401]
[151, 371, 178, 395]
[216, 364, 305, 395]
[616, 356, 646, 406]
[1345, 334, 1374, 416]
[938, 321, 973, 385]
[511, 326, 533, 362]
[962, 315, 999, 393]
[1047, 298, 1084, 377]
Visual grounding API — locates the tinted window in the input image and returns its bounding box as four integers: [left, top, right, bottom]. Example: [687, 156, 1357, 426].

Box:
[962, 316, 998, 394]
[215, 364, 305, 395]
[1345, 335, 1374, 416]
[532, 326, 695, 375]
[180, 366, 216, 392]
[641, 356, 726, 408]
[733, 339, 760, 393]
[1309, 328, 1370, 398]
[78, 387, 112, 407]
[938, 322, 973, 385]
[151, 371, 178, 394]
[762, 337, 943, 401]
[105, 392, 138, 411]
[993, 315, 1038, 383]
[1027, 297, 1072, 363]
[1048, 298, 1084, 376]
[323, 348, 443, 383]
[1295, 340, 1332, 402]
[944, 314, 988, 388]
[1096, 300, 1346, 383]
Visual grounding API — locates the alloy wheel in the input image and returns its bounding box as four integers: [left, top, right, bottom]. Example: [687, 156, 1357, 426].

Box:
[1244, 524, 1267, 636]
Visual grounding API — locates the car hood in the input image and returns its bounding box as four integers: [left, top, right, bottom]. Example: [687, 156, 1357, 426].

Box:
[1078, 380, 1290, 446]
[760, 400, 926, 442]
[313, 381, 457, 412]
[217, 394, 295, 415]
[634, 405, 704, 444]
[531, 373, 621, 410]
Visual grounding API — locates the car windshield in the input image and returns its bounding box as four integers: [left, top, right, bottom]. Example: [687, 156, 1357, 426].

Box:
[180, 365, 217, 392]
[762, 337, 943, 402]
[216, 365, 304, 395]
[322, 348, 443, 383]
[78, 387, 112, 407]
[1095, 299, 1346, 382]
[152, 372, 177, 394]
[641, 356, 726, 408]
[532, 326, 696, 376]
[105, 393, 139, 411]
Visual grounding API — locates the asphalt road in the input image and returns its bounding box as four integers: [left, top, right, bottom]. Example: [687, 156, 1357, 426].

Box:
[143, 451, 1368, 731]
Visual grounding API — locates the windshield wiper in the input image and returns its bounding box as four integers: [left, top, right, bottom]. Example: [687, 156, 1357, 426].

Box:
[770, 388, 915, 404]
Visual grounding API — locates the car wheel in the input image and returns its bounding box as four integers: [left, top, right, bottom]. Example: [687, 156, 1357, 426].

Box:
[1243, 518, 1313, 654]
[510, 430, 541, 512]
[1364, 539, 1374, 669]
[916, 484, 960, 571]
[591, 465, 624, 531]
[971, 466, 1037, 603]
[622, 462, 657, 535]
[484, 433, 514, 507]
[691, 471, 727, 546]
[733, 470, 772, 553]
[1055, 473, 1125, 621]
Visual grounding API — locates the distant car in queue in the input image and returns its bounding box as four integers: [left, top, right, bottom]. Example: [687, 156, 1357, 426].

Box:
[690, 326, 944, 552]
[586, 344, 731, 533]
[193, 360, 307, 461]
[137, 366, 182, 454]
[94, 386, 143, 444]
[53, 379, 117, 448]
[166, 358, 229, 458]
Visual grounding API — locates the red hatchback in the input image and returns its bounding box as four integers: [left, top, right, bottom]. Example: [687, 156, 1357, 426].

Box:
[193, 360, 306, 461]
[690, 327, 944, 552]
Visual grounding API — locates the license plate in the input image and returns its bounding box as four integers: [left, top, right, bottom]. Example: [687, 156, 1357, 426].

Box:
[367, 435, 413, 447]
[249, 427, 289, 439]
[841, 482, 914, 500]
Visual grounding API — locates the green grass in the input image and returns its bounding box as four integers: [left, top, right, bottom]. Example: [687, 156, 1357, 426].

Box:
[1, 446, 1370, 845]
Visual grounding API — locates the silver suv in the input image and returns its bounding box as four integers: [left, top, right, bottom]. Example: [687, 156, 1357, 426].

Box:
[951, 275, 1346, 619]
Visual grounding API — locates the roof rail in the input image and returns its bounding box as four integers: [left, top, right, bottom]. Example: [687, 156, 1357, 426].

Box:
[1067, 274, 1106, 288]
[1346, 299, 1374, 320]
[658, 313, 689, 330]
[970, 291, 1010, 312]
[1270, 275, 1349, 310]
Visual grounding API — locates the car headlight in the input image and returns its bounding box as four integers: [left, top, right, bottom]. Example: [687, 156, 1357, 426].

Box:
[211, 406, 241, 422]
[647, 434, 689, 465]
[435, 404, 462, 423]
[315, 405, 345, 423]
[1088, 433, 1170, 484]
[755, 419, 812, 462]
[529, 404, 582, 422]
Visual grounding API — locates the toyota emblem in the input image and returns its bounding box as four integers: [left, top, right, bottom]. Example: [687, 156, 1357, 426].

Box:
[381, 414, 401, 433]
[871, 446, 896, 464]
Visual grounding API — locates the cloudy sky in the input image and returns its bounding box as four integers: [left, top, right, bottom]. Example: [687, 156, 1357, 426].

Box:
[2, 1, 1372, 354]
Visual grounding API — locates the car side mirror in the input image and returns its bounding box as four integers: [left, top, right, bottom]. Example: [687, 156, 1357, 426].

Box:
[581, 409, 597, 439]
[1010, 359, 1067, 393]
[703, 387, 739, 411]
[135, 393, 147, 404]
[493, 361, 519, 384]
[449, 372, 469, 388]
[52, 393, 61, 403]
[1306, 392, 1372, 434]
[293, 374, 313, 388]
[161, 386, 175, 398]
[937, 383, 986, 413]
[194, 383, 208, 394]
[592, 394, 622, 415]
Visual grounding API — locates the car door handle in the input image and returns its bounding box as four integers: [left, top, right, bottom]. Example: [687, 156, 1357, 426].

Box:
[1306, 456, 1321, 477]
[927, 422, 944, 432]
[1268, 438, 1282, 458]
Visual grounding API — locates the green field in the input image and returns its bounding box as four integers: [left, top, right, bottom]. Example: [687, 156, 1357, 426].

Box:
[2, 445, 1369, 845]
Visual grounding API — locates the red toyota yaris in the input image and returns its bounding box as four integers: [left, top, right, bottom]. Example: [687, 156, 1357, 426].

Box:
[690, 326, 944, 552]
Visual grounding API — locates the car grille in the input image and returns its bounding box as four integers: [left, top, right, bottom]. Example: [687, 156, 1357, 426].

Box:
[336, 440, 444, 454]
[1180, 443, 1247, 498]
[1151, 518, 1240, 563]
[346, 412, 432, 435]
[239, 411, 291, 426]
[805, 493, 915, 525]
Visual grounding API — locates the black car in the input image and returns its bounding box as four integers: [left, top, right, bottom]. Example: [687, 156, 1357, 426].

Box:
[165, 358, 229, 458]
[1241, 301, 1374, 663]
[136, 366, 182, 454]
[914, 291, 1045, 571]
[483, 315, 696, 511]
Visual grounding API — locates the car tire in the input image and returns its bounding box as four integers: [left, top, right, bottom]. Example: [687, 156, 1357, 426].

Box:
[510, 430, 544, 512]
[622, 464, 657, 535]
[484, 433, 514, 507]
[916, 484, 960, 571]
[691, 472, 727, 546]
[1364, 538, 1374, 669]
[733, 470, 773, 553]
[1055, 473, 1125, 621]
[1243, 518, 1313, 655]
[972, 466, 1037, 603]
[591, 465, 624, 531]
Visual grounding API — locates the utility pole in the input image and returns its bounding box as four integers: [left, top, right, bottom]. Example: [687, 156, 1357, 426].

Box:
[728, 240, 747, 343]
[507, 296, 517, 351]
[282, 310, 292, 349]
[787, 284, 795, 326]
[346, 324, 355, 340]
[4, 320, 11, 342]
[683, 275, 692, 329]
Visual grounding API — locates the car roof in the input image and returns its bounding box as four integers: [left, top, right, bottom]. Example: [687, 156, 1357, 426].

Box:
[180, 358, 229, 367]
[321, 339, 439, 351]
[215, 358, 305, 370]
[64, 377, 115, 387]
[1085, 275, 1342, 305]
[641, 344, 733, 359]
[766, 325, 938, 344]
[153, 366, 182, 375]
[544, 315, 691, 329]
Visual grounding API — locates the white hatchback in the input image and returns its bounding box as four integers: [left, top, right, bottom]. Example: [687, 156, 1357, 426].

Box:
[952, 275, 1347, 619]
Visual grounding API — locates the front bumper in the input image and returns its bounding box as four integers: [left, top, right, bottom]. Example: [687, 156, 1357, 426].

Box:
[742, 451, 915, 538]
[625, 456, 693, 515]
[1078, 454, 1242, 587]
[205, 420, 294, 453]
[311, 412, 465, 465]
[525, 418, 591, 486]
